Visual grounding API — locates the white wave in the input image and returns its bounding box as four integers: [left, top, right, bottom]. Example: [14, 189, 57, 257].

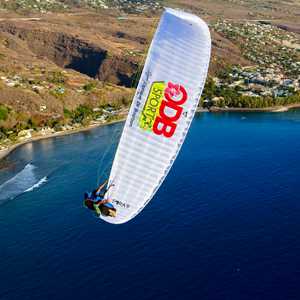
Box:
[24, 176, 48, 192]
[0, 163, 47, 204]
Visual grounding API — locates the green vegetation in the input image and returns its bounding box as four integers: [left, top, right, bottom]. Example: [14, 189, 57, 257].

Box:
[0, 68, 132, 145]
[46, 118, 61, 131]
[201, 77, 217, 100]
[47, 71, 66, 84]
[0, 117, 33, 142]
[0, 105, 9, 121]
[202, 78, 300, 109]
[83, 81, 97, 92]
[214, 92, 300, 109]
[63, 107, 72, 119]
[50, 86, 66, 98]
[71, 104, 93, 123]
[62, 103, 123, 125]
[27, 118, 38, 130]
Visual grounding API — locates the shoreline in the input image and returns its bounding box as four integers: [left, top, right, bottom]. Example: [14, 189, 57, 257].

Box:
[1, 103, 300, 162]
[208, 103, 300, 112]
[0, 118, 126, 161]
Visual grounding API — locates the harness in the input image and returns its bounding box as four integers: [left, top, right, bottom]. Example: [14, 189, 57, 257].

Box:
[84, 191, 114, 209]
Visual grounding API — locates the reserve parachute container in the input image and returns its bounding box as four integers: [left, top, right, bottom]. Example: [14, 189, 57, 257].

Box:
[102, 8, 211, 224]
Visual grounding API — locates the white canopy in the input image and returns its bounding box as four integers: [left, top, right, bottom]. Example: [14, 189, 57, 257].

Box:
[102, 8, 211, 224]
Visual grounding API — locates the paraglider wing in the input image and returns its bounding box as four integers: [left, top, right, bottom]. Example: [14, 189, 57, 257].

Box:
[103, 8, 211, 224]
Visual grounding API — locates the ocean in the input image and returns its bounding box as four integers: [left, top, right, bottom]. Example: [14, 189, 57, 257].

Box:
[0, 111, 300, 300]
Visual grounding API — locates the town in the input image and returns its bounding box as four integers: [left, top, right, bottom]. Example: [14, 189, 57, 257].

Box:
[0, 0, 162, 13]
[203, 20, 300, 108]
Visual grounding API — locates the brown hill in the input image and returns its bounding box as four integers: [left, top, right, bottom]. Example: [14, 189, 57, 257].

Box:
[0, 0, 299, 131]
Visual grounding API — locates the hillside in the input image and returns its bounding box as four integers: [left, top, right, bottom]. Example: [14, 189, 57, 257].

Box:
[0, 0, 299, 148]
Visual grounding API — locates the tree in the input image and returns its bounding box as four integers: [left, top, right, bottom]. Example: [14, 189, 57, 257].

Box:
[0, 105, 9, 121]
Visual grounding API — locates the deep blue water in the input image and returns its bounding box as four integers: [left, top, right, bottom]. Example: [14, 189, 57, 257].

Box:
[1, 111, 300, 300]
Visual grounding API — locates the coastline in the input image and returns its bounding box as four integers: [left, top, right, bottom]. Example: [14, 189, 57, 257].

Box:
[208, 103, 300, 112]
[0, 118, 126, 161]
[1, 103, 300, 162]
